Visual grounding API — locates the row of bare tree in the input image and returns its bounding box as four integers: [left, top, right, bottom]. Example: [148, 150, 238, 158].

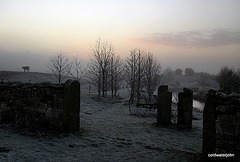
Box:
[47, 39, 162, 99]
[125, 48, 162, 100]
[87, 39, 162, 98]
[87, 38, 122, 98]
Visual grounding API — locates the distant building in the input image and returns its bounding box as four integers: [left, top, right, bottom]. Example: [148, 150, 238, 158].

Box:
[22, 66, 29, 72]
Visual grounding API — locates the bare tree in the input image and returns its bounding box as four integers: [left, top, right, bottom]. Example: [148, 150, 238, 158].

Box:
[114, 56, 124, 97]
[87, 38, 114, 97]
[86, 58, 102, 97]
[198, 72, 210, 91]
[109, 54, 123, 97]
[109, 53, 115, 97]
[70, 55, 84, 82]
[185, 67, 195, 76]
[47, 52, 71, 84]
[136, 49, 145, 99]
[175, 68, 183, 75]
[124, 50, 137, 97]
[144, 52, 162, 99]
[125, 48, 145, 99]
[163, 67, 175, 83]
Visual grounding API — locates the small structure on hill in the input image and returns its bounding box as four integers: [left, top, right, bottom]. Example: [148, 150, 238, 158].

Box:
[22, 66, 29, 72]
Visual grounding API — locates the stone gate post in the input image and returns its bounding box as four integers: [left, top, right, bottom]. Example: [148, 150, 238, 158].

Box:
[63, 80, 80, 132]
[157, 85, 172, 125]
[177, 88, 193, 128]
[202, 90, 216, 161]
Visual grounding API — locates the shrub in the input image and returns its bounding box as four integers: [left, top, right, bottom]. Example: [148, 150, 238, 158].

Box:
[216, 66, 240, 94]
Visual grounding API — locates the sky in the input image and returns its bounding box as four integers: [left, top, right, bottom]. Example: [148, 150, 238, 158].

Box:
[0, 0, 240, 74]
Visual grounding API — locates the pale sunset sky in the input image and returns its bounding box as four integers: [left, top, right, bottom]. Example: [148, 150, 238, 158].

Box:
[0, 0, 240, 74]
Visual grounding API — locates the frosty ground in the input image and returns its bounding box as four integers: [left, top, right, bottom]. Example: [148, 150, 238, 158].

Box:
[0, 72, 206, 161]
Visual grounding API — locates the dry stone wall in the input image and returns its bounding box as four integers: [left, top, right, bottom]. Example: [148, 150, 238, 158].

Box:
[0, 80, 80, 132]
[202, 90, 240, 161]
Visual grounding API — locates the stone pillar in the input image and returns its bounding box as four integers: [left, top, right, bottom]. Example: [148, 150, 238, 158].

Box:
[202, 90, 216, 162]
[63, 80, 80, 132]
[177, 88, 193, 128]
[157, 85, 172, 125]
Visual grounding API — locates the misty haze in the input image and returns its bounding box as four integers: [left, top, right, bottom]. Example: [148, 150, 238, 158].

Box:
[1, 0, 240, 161]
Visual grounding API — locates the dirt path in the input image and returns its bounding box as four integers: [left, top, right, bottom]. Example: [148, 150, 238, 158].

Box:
[0, 93, 202, 161]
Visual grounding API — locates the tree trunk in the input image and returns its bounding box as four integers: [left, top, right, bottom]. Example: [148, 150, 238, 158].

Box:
[102, 70, 105, 97]
[114, 80, 117, 97]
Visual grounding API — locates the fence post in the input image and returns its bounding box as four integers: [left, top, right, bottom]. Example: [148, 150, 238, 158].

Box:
[157, 85, 172, 125]
[177, 88, 193, 128]
[202, 90, 216, 161]
[63, 80, 80, 132]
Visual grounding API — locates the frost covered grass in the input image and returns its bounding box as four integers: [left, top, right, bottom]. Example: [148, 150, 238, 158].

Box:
[1, 92, 202, 162]
[0, 71, 203, 161]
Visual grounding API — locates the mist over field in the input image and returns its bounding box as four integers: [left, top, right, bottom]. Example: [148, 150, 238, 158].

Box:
[1, 0, 240, 74]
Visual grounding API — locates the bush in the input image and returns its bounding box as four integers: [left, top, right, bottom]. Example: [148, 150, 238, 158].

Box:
[185, 68, 194, 76]
[216, 66, 240, 94]
[175, 68, 183, 75]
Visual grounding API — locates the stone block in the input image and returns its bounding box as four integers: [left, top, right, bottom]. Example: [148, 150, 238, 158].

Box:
[177, 88, 193, 128]
[157, 85, 172, 125]
[202, 90, 217, 161]
[63, 80, 80, 132]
